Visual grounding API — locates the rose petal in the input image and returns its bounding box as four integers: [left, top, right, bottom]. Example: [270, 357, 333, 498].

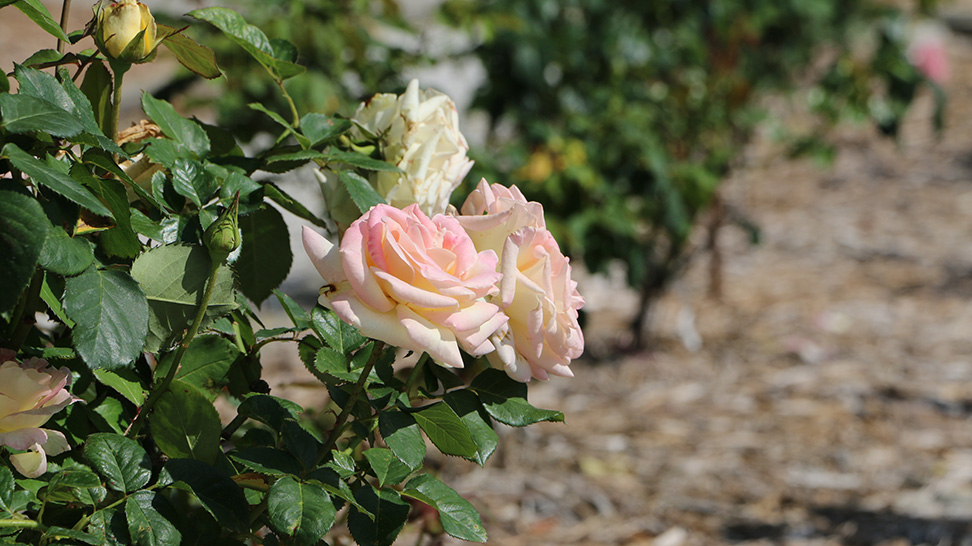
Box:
[10, 444, 46, 478]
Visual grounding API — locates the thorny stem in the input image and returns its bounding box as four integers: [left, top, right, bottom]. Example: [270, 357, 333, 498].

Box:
[317, 341, 385, 463]
[57, 0, 72, 55]
[127, 260, 221, 437]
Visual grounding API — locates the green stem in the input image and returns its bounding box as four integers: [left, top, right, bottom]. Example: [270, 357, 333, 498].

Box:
[109, 62, 129, 144]
[404, 353, 429, 397]
[7, 269, 43, 351]
[276, 79, 300, 129]
[221, 413, 246, 439]
[56, 0, 72, 55]
[127, 261, 221, 437]
[317, 341, 384, 463]
[231, 320, 247, 353]
[0, 518, 45, 530]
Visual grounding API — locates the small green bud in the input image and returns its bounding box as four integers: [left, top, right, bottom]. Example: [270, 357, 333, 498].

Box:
[204, 193, 240, 262]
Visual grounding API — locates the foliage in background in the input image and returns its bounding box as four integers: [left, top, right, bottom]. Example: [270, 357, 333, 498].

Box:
[161, 0, 418, 142]
[442, 0, 939, 345]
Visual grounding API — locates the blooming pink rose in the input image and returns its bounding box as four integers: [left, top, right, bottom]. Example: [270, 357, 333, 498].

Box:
[909, 22, 950, 85]
[0, 349, 79, 477]
[457, 180, 585, 381]
[303, 204, 507, 368]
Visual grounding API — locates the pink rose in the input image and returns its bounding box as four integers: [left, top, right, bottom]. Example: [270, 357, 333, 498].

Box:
[0, 349, 79, 477]
[303, 204, 507, 368]
[457, 180, 585, 381]
[908, 22, 949, 86]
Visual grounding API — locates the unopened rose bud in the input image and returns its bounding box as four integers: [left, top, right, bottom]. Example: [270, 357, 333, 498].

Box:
[96, 0, 157, 63]
[204, 193, 240, 262]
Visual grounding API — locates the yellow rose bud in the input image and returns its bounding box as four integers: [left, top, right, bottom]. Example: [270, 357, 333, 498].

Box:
[97, 0, 157, 63]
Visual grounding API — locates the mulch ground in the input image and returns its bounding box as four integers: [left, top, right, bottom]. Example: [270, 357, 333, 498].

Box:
[420, 18, 972, 546]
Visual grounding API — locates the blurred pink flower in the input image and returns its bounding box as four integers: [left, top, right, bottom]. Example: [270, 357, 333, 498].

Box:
[303, 204, 507, 368]
[458, 180, 585, 381]
[909, 22, 950, 85]
[0, 349, 79, 477]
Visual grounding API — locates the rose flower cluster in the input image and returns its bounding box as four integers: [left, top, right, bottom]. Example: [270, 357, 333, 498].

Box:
[304, 81, 584, 382]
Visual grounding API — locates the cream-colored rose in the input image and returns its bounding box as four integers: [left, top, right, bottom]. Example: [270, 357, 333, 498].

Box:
[302, 203, 507, 368]
[97, 0, 157, 63]
[457, 180, 585, 381]
[0, 350, 79, 477]
[351, 79, 474, 217]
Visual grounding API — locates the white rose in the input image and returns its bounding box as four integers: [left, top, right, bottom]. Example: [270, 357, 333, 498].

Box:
[352, 79, 474, 217]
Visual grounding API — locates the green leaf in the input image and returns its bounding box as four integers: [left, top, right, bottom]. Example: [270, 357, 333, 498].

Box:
[237, 394, 301, 431]
[21, 49, 76, 68]
[149, 379, 222, 463]
[281, 419, 321, 471]
[249, 102, 300, 136]
[310, 305, 365, 354]
[378, 410, 426, 470]
[263, 183, 330, 230]
[79, 61, 113, 138]
[348, 485, 409, 546]
[0, 467, 14, 513]
[87, 507, 128, 546]
[363, 448, 412, 487]
[63, 267, 149, 369]
[312, 346, 354, 382]
[170, 158, 216, 208]
[231, 447, 302, 476]
[3, 143, 114, 218]
[0, 93, 83, 136]
[125, 491, 181, 546]
[82, 150, 164, 212]
[38, 227, 94, 276]
[339, 170, 385, 213]
[267, 477, 336, 546]
[411, 403, 478, 459]
[59, 69, 124, 155]
[130, 244, 237, 353]
[301, 114, 351, 146]
[157, 24, 221, 79]
[169, 335, 238, 401]
[443, 390, 498, 466]
[93, 369, 146, 406]
[83, 433, 152, 493]
[80, 174, 141, 258]
[0, 190, 49, 314]
[325, 449, 356, 479]
[328, 150, 402, 172]
[141, 93, 210, 158]
[403, 474, 487, 542]
[13, 0, 69, 42]
[187, 7, 305, 81]
[470, 369, 565, 427]
[273, 289, 310, 330]
[42, 526, 100, 545]
[160, 458, 249, 533]
[236, 206, 291, 305]
[48, 466, 102, 490]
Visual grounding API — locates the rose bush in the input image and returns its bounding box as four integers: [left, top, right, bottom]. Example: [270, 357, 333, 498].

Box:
[351, 79, 474, 217]
[458, 180, 585, 381]
[0, 350, 78, 478]
[303, 204, 507, 368]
